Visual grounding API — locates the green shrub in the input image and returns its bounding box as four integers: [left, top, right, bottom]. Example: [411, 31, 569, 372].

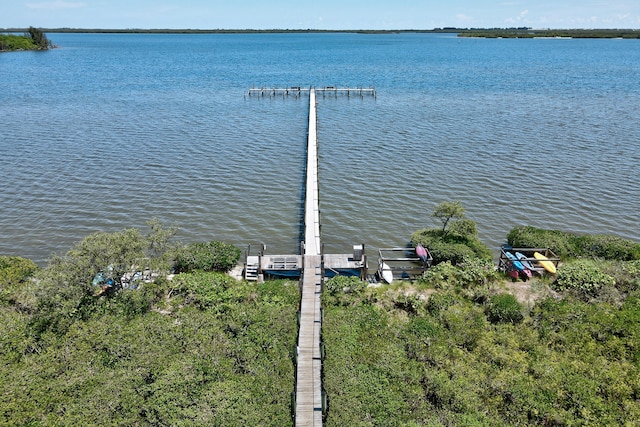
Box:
[418, 259, 498, 291]
[425, 291, 459, 315]
[0, 34, 37, 51]
[0, 256, 39, 306]
[392, 293, 425, 314]
[419, 261, 459, 290]
[486, 293, 524, 324]
[172, 271, 242, 311]
[616, 260, 640, 293]
[507, 226, 640, 260]
[507, 226, 576, 257]
[411, 228, 491, 265]
[0, 256, 38, 287]
[26, 26, 51, 49]
[323, 276, 367, 306]
[25, 223, 176, 336]
[573, 234, 640, 261]
[441, 302, 487, 350]
[174, 241, 241, 273]
[456, 258, 500, 288]
[324, 275, 366, 295]
[428, 239, 477, 265]
[413, 201, 492, 265]
[554, 260, 616, 298]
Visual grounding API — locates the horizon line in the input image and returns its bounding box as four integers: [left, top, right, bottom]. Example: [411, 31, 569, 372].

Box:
[3, 27, 640, 33]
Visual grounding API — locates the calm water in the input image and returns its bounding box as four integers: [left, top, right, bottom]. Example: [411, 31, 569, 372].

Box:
[1, 33, 639, 265]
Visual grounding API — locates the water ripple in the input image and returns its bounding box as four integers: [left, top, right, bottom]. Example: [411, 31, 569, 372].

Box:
[1, 34, 639, 263]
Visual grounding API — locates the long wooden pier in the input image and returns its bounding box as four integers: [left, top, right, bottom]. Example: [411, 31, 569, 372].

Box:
[244, 85, 376, 424]
[295, 88, 324, 426]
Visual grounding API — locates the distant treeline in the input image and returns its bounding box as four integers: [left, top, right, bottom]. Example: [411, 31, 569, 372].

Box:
[458, 28, 640, 38]
[3, 27, 638, 38]
[2, 28, 445, 34]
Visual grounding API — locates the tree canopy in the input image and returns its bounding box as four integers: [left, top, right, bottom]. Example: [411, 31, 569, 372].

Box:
[432, 200, 466, 233]
[26, 27, 51, 49]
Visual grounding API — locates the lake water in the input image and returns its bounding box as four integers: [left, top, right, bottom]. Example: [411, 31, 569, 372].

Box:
[1, 33, 639, 265]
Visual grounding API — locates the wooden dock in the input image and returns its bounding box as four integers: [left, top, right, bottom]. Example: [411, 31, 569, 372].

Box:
[295, 88, 324, 426]
[247, 86, 375, 98]
[242, 85, 375, 423]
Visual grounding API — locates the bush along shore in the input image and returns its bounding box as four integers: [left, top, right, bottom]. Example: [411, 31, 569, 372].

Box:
[1, 207, 640, 425]
[322, 203, 640, 426]
[0, 27, 53, 51]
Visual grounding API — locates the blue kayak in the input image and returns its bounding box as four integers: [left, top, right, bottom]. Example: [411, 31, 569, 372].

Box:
[505, 251, 525, 271]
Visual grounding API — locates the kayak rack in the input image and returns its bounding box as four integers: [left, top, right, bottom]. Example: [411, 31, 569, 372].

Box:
[498, 247, 559, 275]
[377, 247, 433, 282]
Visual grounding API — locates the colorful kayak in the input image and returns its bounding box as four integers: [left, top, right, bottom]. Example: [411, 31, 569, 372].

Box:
[534, 252, 557, 273]
[380, 263, 393, 284]
[505, 252, 525, 272]
[515, 252, 533, 270]
[415, 244, 428, 262]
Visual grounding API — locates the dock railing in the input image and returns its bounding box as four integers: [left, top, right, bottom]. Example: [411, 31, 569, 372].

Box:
[247, 85, 375, 98]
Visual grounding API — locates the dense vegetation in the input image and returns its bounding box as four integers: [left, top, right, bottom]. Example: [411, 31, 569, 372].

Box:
[0, 27, 52, 51]
[2, 214, 640, 425]
[322, 261, 640, 426]
[174, 241, 241, 274]
[1, 252, 298, 425]
[3, 28, 637, 38]
[459, 29, 640, 38]
[323, 210, 640, 425]
[508, 225, 640, 261]
[0, 222, 301, 425]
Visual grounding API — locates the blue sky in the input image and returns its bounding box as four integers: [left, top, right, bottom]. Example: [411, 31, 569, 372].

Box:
[2, 1, 639, 29]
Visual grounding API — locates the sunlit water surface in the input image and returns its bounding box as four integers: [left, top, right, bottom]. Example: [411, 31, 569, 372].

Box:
[1, 33, 638, 264]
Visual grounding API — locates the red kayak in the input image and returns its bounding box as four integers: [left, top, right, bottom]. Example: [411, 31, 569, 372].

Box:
[416, 244, 428, 262]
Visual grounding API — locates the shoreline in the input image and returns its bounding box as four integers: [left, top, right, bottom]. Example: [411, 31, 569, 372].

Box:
[2, 28, 639, 38]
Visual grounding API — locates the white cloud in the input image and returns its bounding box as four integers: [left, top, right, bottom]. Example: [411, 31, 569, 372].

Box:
[505, 9, 529, 24]
[27, 1, 86, 10]
[455, 14, 474, 24]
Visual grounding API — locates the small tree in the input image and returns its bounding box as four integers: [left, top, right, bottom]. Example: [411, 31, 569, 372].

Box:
[174, 241, 241, 273]
[28, 222, 178, 336]
[432, 201, 466, 234]
[26, 27, 50, 49]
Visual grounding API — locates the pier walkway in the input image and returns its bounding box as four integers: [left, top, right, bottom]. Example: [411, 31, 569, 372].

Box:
[244, 86, 375, 424]
[295, 89, 324, 426]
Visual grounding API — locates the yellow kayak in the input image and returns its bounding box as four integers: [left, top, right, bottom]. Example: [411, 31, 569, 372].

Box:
[534, 252, 557, 274]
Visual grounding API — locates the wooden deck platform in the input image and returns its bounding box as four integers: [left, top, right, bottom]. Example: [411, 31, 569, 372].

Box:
[247, 86, 375, 98]
[251, 253, 366, 279]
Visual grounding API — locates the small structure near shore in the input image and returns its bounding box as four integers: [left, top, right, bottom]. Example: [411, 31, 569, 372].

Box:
[242, 243, 368, 281]
[376, 247, 433, 283]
